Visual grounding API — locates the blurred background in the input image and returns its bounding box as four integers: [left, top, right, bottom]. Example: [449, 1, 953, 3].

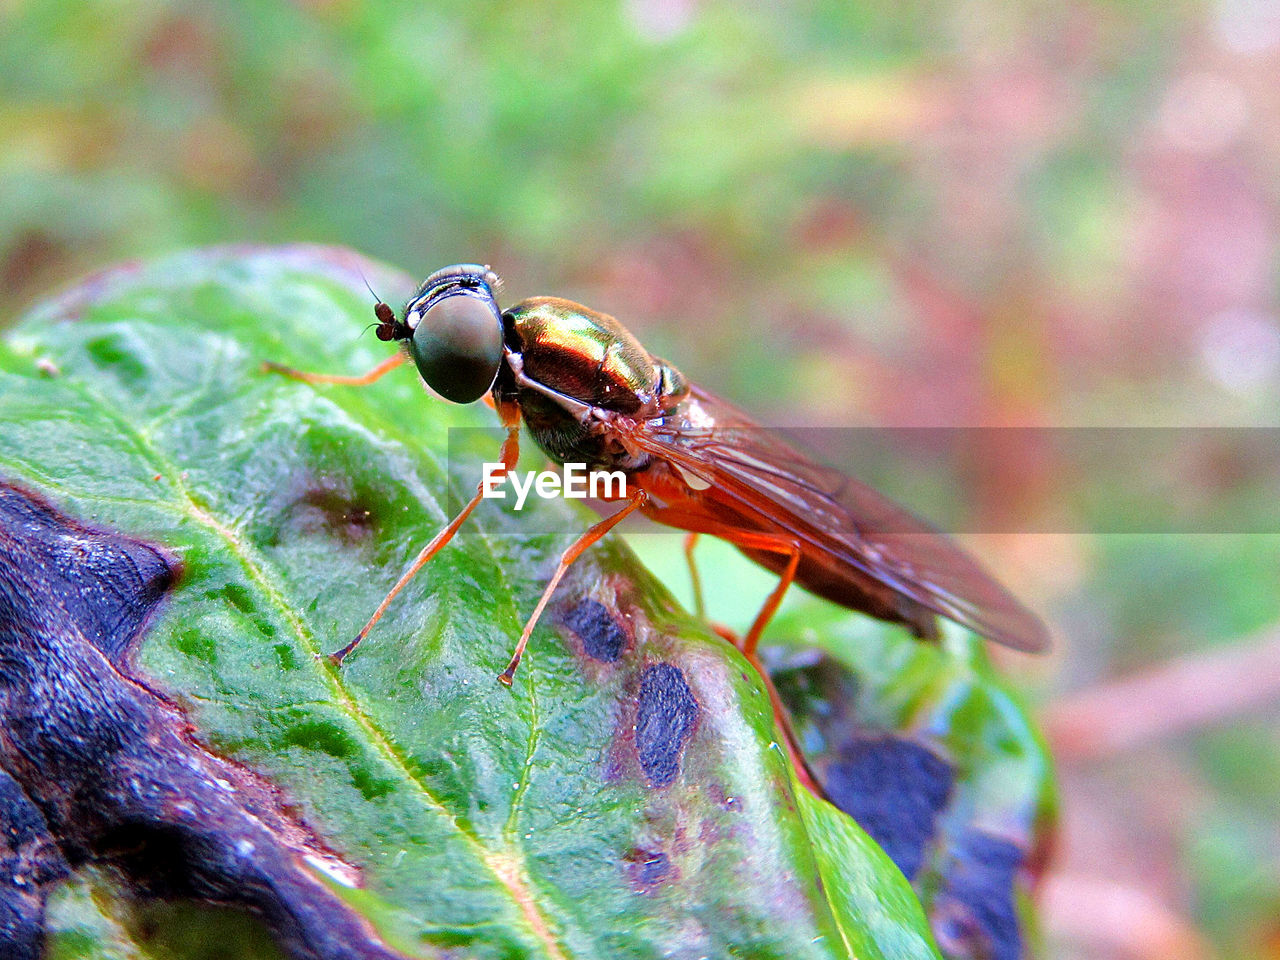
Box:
[2, 1, 1278, 957]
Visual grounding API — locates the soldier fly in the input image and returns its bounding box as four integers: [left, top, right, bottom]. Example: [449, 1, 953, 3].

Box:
[265, 264, 1049, 691]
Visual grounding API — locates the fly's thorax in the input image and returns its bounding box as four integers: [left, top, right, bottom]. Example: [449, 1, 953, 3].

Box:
[503, 297, 664, 414]
[497, 297, 691, 471]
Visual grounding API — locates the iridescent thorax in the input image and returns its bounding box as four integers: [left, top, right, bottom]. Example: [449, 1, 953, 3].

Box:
[504, 298, 662, 413]
[499, 297, 688, 469]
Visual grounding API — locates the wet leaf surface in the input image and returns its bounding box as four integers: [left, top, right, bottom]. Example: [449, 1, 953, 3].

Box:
[0, 246, 942, 959]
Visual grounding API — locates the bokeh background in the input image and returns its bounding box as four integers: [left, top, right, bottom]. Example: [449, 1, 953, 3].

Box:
[3, 1, 1279, 957]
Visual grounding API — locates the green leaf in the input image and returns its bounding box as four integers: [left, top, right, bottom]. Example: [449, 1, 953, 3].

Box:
[797, 791, 941, 960]
[0, 246, 941, 959]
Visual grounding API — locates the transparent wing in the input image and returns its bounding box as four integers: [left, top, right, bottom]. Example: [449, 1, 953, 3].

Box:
[619, 385, 1049, 652]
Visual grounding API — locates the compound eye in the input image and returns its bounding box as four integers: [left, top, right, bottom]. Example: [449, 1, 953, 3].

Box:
[409, 292, 504, 403]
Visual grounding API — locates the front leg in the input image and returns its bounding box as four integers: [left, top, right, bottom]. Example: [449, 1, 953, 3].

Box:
[262, 352, 407, 386]
[331, 399, 523, 664]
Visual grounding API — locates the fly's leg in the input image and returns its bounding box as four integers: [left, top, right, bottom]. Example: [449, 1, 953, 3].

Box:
[701, 531, 823, 796]
[719, 531, 801, 657]
[261, 353, 407, 385]
[330, 404, 522, 664]
[745, 646, 828, 800]
[498, 489, 649, 686]
[683, 532, 706, 621]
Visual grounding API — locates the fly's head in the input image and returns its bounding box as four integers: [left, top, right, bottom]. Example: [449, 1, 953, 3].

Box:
[388, 264, 505, 404]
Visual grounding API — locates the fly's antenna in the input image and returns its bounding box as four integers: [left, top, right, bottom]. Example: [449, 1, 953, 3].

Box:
[357, 267, 404, 342]
[358, 268, 383, 306]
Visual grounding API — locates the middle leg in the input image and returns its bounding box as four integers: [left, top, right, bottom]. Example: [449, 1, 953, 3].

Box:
[330, 403, 522, 663]
[683, 532, 706, 621]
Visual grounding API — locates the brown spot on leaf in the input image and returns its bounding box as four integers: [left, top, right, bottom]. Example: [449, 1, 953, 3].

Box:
[931, 831, 1025, 960]
[822, 735, 953, 881]
[301, 485, 376, 543]
[271, 477, 379, 546]
[624, 847, 672, 890]
[635, 663, 699, 788]
[564, 597, 627, 663]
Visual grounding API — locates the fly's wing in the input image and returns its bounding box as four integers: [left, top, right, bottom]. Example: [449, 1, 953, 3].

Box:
[618, 385, 1050, 653]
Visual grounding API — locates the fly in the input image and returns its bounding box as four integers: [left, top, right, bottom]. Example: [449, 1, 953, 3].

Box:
[264, 264, 1048, 694]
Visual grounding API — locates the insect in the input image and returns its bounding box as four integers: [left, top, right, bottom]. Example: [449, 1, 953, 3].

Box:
[265, 264, 1049, 691]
